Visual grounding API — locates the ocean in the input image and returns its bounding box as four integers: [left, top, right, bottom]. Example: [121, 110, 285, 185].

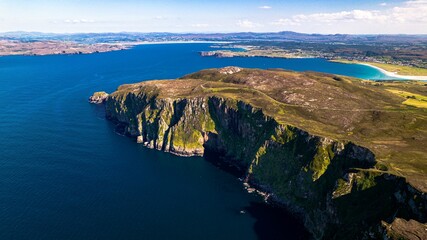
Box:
[0, 43, 388, 239]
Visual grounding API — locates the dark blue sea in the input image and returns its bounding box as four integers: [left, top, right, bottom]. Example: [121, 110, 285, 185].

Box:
[0, 43, 388, 240]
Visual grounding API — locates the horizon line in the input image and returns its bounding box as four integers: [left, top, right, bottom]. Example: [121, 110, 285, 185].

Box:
[1, 30, 427, 36]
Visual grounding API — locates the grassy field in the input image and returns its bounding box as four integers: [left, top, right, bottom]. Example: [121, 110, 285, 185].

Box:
[386, 89, 427, 108]
[332, 59, 427, 76]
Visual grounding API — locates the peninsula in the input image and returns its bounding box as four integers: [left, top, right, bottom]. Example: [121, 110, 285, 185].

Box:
[0, 40, 129, 56]
[93, 67, 427, 240]
[200, 46, 313, 59]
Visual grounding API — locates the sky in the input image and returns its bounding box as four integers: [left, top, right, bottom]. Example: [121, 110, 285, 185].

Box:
[0, 0, 426, 34]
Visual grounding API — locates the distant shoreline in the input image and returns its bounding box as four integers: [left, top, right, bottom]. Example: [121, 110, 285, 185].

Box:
[0, 40, 231, 57]
[122, 41, 232, 46]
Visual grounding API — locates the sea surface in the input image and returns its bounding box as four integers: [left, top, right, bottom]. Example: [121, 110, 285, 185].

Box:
[0, 43, 389, 240]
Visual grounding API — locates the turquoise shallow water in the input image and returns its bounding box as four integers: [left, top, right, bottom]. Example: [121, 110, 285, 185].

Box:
[0, 43, 388, 240]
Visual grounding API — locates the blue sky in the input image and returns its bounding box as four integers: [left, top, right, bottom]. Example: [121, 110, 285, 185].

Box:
[0, 0, 426, 34]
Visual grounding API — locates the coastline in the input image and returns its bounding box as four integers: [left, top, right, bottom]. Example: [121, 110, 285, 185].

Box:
[0, 40, 231, 57]
[358, 63, 427, 81]
[332, 60, 427, 81]
[125, 40, 232, 45]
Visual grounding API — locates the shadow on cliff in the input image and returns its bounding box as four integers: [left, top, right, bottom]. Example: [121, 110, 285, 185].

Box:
[203, 150, 245, 178]
[244, 201, 310, 240]
[203, 152, 310, 240]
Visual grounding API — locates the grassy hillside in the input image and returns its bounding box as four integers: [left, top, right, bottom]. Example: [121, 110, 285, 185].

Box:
[114, 67, 427, 191]
[106, 67, 427, 238]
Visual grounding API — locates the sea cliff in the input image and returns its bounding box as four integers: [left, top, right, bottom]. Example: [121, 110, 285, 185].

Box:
[98, 67, 427, 239]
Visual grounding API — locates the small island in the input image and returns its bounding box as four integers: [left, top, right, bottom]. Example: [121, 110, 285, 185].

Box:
[94, 67, 427, 240]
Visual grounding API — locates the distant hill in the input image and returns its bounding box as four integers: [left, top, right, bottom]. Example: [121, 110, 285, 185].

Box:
[1, 31, 426, 44]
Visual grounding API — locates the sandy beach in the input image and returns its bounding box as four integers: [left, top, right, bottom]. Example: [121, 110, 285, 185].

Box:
[358, 63, 427, 81]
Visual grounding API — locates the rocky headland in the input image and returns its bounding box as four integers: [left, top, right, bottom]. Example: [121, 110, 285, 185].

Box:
[89, 91, 109, 104]
[92, 67, 427, 239]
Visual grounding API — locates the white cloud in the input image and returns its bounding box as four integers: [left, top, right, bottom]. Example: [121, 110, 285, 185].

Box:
[380, 2, 387, 6]
[292, 10, 387, 24]
[271, 0, 427, 26]
[391, 0, 427, 23]
[236, 19, 261, 28]
[259, 6, 272, 9]
[64, 19, 95, 24]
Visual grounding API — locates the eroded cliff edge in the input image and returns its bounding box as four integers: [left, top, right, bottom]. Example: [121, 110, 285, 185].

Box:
[99, 67, 427, 239]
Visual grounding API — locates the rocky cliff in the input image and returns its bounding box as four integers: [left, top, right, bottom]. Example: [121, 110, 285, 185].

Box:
[99, 67, 427, 239]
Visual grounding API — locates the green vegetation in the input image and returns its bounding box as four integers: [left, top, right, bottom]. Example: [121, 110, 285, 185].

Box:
[354, 171, 379, 191]
[387, 89, 427, 108]
[244, 39, 427, 69]
[309, 143, 334, 181]
[171, 125, 204, 150]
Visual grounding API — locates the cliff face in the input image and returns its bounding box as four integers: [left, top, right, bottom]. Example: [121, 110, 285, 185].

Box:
[104, 87, 426, 239]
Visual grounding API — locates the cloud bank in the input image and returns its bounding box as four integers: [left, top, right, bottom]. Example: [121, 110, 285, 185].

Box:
[272, 0, 427, 26]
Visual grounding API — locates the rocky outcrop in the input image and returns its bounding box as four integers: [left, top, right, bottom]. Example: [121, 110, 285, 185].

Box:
[199, 51, 217, 57]
[218, 66, 242, 75]
[381, 218, 427, 240]
[89, 91, 109, 104]
[103, 88, 426, 239]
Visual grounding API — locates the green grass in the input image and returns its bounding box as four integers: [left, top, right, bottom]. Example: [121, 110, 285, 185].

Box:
[386, 89, 427, 108]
